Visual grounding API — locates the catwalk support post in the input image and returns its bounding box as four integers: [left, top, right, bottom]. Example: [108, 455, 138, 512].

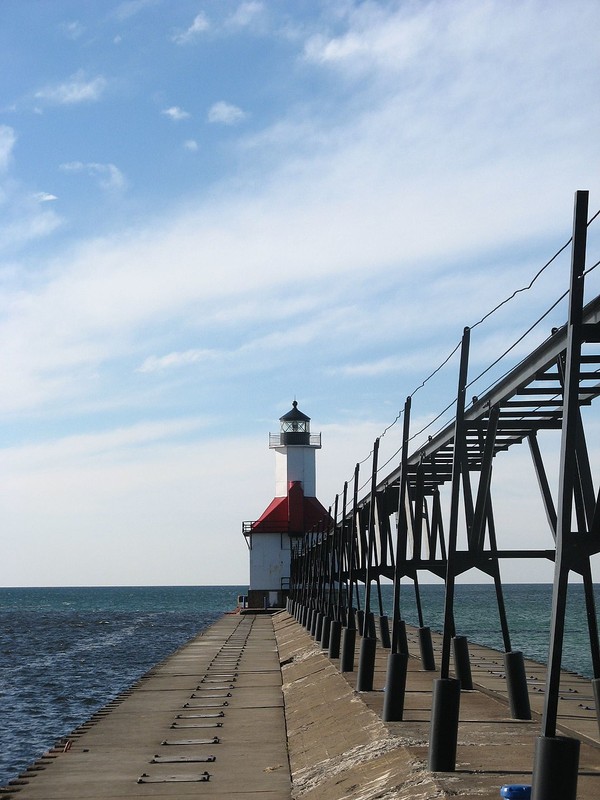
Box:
[532, 190, 589, 800]
[357, 439, 379, 693]
[383, 397, 411, 721]
[428, 328, 470, 771]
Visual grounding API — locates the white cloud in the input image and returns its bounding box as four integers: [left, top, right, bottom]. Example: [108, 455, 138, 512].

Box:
[1, 418, 208, 469]
[336, 354, 430, 378]
[137, 349, 216, 373]
[35, 71, 107, 105]
[172, 12, 209, 44]
[161, 105, 190, 121]
[0, 129, 64, 254]
[114, 0, 159, 21]
[0, 125, 16, 171]
[60, 21, 84, 40]
[183, 139, 198, 151]
[60, 161, 127, 191]
[0, 425, 268, 586]
[0, 207, 62, 253]
[227, 2, 264, 28]
[304, 3, 433, 73]
[207, 100, 246, 125]
[34, 192, 58, 203]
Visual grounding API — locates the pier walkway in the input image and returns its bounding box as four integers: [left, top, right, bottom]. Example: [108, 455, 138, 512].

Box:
[3, 611, 600, 799]
[2, 613, 291, 799]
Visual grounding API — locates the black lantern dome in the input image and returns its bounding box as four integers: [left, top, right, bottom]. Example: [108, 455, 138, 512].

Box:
[279, 400, 310, 445]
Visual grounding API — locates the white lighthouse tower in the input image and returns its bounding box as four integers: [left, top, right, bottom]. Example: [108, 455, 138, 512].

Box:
[243, 401, 329, 609]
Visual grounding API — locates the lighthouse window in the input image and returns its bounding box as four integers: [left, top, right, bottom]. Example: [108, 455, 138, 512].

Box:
[282, 420, 308, 433]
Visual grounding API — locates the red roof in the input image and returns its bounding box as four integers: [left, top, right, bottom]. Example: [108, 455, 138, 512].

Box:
[250, 481, 329, 535]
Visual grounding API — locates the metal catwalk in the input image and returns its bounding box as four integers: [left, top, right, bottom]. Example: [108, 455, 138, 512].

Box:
[289, 191, 600, 800]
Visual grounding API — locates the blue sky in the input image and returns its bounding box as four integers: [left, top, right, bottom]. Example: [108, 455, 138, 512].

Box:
[1, 0, 599, 586]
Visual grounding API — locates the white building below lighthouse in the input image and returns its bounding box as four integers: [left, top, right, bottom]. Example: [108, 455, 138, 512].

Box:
[242, 401, 329, 609]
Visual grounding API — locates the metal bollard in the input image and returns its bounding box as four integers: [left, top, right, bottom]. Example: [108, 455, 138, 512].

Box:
[429, 677, 461, 771]
[313, 611, 322, 640]
[302, 605, 310, 628]
[418, 626, 436, 670]
[452, 635, 473, 690]
[365, 611, 377, 639]
[340, 626, 356, 672]
[320, 615, 331, 649]
[356, 609, 365, 636]
[531, 735, 579, 800]
[328, 619, 342, 659]
[382, 651, 409, 721]
[378, 615, 391, 649]
[504, 651, 531, 720]
[356, 636, 377, 691]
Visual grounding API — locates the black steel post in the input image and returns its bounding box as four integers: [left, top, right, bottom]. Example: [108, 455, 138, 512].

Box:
[357, 439, 380, 692]
[322, 494, 339, 649]
[429, 327, 470, 772]
[382, 397, 411, 719]
[391, 397, 411, 653]
[440, 327, 470, 678]
[373, 494, 389, 645]
[330, 482, 348, 660]
[533, 190, 589, 800]
[340, 465, 360, 672]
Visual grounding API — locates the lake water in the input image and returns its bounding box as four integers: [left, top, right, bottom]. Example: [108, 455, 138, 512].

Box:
[1, 583, 597, 786]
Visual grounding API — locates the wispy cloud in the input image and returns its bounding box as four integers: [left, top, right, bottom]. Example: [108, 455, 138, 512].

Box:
[60, 162, 127, 191]
[1, 418, 209, 469]
[227, 2, 264, 28]
[161, 105, 190, 121]
[35, 71, 107, 105]
[114, 0, 159, 22]
[137, 349, 217, 373]
[0, 206, 62, 254]
[34, 192, 58, 203]
[183, 139, 198, 151]
[172, 12, 209, 44]
[0, 125, 16, 171]
[60, 21, 84, 40]
[207, 101, 246, 125]
[336, 355, 424, 378]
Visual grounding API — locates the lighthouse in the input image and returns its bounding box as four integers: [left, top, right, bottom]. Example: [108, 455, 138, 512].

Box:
[243, 401, 329, 609]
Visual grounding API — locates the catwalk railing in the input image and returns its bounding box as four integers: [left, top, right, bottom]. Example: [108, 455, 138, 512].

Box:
[288, 191, 600, 800]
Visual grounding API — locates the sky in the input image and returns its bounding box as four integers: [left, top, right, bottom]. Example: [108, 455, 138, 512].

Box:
[0, 0, 599, 587]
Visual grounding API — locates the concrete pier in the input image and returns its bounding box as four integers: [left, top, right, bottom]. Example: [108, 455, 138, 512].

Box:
[2, 614, 291, 798]
[3, 611, 599, 799]
[276, 611, 600, 799]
